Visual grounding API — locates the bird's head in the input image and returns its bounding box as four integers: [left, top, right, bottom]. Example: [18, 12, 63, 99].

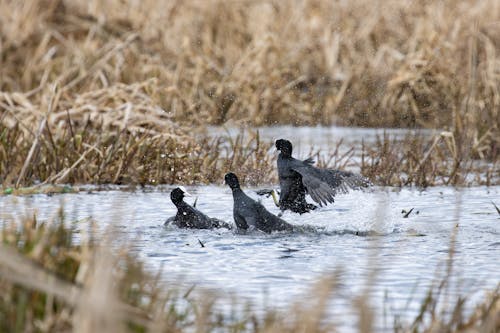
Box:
[170, 186, 191, 204]
[224, 172, 240, 190]
[275, 139, 293, 157]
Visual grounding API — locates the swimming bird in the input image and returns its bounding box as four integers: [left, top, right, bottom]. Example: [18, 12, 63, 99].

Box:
[275, 139, 371, 213]
[224, 173, 293, 233]
[165, 187, 232, 229]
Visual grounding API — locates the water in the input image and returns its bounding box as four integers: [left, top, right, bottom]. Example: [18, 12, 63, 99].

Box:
[1, 185, 499, 330]
[209, 124, 437, 157]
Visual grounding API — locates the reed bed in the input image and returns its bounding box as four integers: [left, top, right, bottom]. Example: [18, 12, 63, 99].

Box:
[0, 213, 498, 333]
[360, 131, 499, 187]
[1, 122, 498, 189]
[0, 0, 500, 174]
[0, 0, 499, 187]
[0, 120, 277, 188]
[2, 0, 499, 128]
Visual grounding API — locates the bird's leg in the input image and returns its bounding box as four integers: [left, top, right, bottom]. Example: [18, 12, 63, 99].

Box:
[271, 189, 280, 208]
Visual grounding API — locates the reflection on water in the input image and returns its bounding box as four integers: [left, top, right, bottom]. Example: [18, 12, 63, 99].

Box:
[1, 185, 499, 330]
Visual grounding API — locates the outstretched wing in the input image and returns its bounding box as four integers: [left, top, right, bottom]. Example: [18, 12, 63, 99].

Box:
[325, 169, 372, 192]
[291, 165, 336, 206]
[291, 165, 371, 206]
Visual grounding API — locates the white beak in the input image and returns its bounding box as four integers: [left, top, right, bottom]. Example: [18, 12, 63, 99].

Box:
[179, 186, 192, 197]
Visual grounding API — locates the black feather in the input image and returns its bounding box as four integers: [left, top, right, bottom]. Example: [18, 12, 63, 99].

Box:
[225, 173, 293, 233]
[165, 187, 232, 229]
[276, 139, 371, 213]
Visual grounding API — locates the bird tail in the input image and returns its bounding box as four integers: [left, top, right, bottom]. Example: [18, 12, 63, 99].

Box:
[303, 157, 315, 165]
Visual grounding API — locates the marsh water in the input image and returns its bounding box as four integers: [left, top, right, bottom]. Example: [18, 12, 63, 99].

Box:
[1, 126, 499, 331]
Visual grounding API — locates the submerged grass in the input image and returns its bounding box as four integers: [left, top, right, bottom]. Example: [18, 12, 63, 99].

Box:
[0, 212, 498, 332]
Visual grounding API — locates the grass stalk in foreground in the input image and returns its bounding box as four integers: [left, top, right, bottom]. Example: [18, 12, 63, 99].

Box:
[0, 212, 498, 332]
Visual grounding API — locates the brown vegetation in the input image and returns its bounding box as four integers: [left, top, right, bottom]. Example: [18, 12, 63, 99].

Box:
[2, 120, 498, 188]
[1, 2, 498, 330]
[0, 119, 276, 187]
[1, 0, 499, 187]
[361, 131, 499, 187]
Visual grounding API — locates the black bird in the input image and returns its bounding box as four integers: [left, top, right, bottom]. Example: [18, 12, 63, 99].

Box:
[224, 173, 293, 233]
[275, 139, 371, 213]
[165, 187, 232, 229]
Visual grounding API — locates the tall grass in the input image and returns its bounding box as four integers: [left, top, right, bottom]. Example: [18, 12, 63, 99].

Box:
[1, 0, 499, 187]
[0, 122, 276, 188]
[2, 0, 499, 128]
[1, 123, 497, 189]
[361, 131, 499, 187]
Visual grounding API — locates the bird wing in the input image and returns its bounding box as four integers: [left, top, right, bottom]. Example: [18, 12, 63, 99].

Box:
[164, 216, 176, 226]
[235, 203, 259, 230]
[291, 165, 336, 206]
[324, 169, 372, 192]
[188, 206, 215, 229]
[291, 164, 371, 206]
[255, 204, 293, 233]
[233, 212, 248, 230]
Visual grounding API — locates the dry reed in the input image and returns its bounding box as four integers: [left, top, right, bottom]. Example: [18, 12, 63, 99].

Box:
[0, 0, 499, 187]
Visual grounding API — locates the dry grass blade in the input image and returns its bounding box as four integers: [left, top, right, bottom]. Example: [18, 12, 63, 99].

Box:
[492, 201, 500, 216]
[0, 226, 154, 331]
[14, 115, 47, 188]
[0, 244, 80, 303]
[72, 247, 124, 333]
[0, 0, 498, 188]
[0, 211, 499, 332]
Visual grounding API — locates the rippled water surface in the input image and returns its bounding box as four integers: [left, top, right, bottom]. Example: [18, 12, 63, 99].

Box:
[1, 185, 499, 330]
